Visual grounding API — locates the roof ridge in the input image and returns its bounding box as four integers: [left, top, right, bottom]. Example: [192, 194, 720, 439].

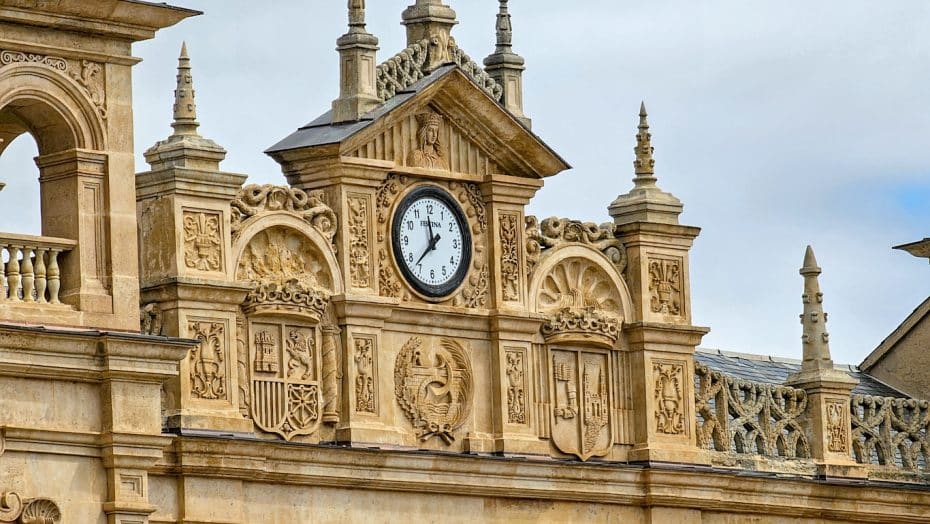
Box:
[696, 347, 860, 372]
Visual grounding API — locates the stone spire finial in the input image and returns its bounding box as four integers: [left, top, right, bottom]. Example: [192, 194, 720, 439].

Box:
[799, 245, 834, 370]
[484, 0, 530, 127]
[333, 0, 381, 124]
[402, 0, 457, 47]
[171, 42, 199, 136]
[608, 103, 683, 225]
[633, 101, 657, 187]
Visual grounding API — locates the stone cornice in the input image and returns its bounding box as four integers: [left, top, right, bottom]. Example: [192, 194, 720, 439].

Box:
[0, 2, 199, 42]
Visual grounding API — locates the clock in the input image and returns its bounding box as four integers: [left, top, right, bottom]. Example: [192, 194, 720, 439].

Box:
[391, 185, 472, 299]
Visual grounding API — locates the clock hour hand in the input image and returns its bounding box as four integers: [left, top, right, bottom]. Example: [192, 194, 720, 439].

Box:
[415, 231, 442, 266]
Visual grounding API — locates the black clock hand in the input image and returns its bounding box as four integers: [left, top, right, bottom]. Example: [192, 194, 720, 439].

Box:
[414, 232, 442, 266]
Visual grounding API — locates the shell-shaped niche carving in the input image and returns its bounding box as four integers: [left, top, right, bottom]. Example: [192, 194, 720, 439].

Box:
[20, 498, 61, 524]
[237, 226, 334, 320]
[538, 258, 622, 316]
[537, 258, 624, 348]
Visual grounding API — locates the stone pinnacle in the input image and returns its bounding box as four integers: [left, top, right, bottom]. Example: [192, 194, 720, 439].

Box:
[799, 245, 833, 369]
[633, 101, 657, 187]
[171, 41, 199, 136]
[495, 0, 513, 53]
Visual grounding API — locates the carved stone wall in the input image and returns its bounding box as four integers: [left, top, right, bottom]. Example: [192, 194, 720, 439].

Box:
[499, 213, 521, 303]
[648, 256, 682, 316]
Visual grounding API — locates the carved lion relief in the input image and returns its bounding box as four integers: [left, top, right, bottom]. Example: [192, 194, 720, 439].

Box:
[394, 337, 473, 445]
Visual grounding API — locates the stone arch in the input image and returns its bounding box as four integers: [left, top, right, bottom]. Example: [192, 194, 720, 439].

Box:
[0, 63, 105, 155]
[528, 244, 633, 323]
[232, 213, 344, 297]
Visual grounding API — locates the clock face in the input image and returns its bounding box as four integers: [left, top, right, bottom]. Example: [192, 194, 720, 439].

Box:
[391, 186, 472, 298]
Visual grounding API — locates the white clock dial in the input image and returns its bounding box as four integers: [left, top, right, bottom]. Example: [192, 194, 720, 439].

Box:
[392, 187, 472, 298]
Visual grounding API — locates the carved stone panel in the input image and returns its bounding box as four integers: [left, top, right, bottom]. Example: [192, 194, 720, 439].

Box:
[249, 320, 322, 441]
[395, 337, 473, 445]
[183, 210, 223, 273]
[505, 348, 527, 424]
[354, 336, 376, 414]
[347, 194, 372, 290]
[648, 256, 682, 316]
[653, 361, 685, 436]
[549, 348, 612, 461]
[188, 320, 228, 401]
[826, 398, 849, 453]
[499, 212, 521, 302]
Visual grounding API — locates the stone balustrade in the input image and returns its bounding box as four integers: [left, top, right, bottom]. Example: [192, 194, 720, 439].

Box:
[851, 394, 930, 472]
[0, 233, 76, 306]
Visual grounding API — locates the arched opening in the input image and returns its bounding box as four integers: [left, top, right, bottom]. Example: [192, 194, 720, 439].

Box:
[0, 133, 41, 235]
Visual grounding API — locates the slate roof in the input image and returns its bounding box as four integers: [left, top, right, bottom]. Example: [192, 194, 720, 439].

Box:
[695, 348, 906, 398]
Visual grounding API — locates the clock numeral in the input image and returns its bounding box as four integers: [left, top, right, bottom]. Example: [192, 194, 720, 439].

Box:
[407, 220, 414, 230]
[427, 204, 434, 215]
[450, 256, 454, 264]
[452, 239, 458, 249]
[408, 252, 414, 263]
[442, 266, 447, 277]
[403, 236, 409, 246]
[448, 222, 454, 232]
[414, 209, 420, 219]
[430, 269, 435, 280]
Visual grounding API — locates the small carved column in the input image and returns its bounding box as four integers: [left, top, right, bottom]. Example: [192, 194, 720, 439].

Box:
[609, 104, 709, 463]
[136, 43, 252, 434]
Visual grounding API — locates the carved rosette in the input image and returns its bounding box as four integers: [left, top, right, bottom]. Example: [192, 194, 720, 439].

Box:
[189, 320, 227, 401]
[375, 175, 489, 307]
[0, 493, 61, 524]
[550, 348, 612, 461]
[526, 216, 627, 278]
[183, 211, 223, 272]
[826, 399, 849, 453]
[653, 361, 685, 435]
[394, 337, 473, 445]
[505, 348, 527, 424]
[231, 184, 337, 252]
[0, 50, 107, 121]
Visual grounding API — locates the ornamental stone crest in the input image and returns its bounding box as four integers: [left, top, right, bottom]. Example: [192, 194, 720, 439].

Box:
[526, 216, 627, 277]
[394, 337, 473, 445]
[231, 184, 337, 251]
[550, 348, 612, 461]
[537, 258, 624, 348]
[249, 320, 322, 441]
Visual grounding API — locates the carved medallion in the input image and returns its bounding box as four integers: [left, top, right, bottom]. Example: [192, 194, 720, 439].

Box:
[394, 337, 473, 444]
[183, 211, 222, 272]
[189, 320, 227, 401]
[550, 348, 612, 461]
[249, 321, 322, 441]
[653, 361, 685, 435]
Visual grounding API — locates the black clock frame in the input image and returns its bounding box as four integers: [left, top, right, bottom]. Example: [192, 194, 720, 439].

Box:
[391, 185, 473, 299]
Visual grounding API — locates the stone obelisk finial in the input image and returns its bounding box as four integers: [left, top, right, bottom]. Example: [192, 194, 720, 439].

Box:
[633, 101, 657, 187]
[484, 0, 530, 127]
[799, 245, 834, 371]
[333, 0, 381, 124]
[608, 103, 683, 225]
[171, 42, 199, 137]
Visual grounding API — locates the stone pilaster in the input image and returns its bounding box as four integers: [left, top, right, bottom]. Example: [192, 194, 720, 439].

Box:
[785, 246, 866, 478]
[136, 43, 251, 434]
[610, 104, 708, 463]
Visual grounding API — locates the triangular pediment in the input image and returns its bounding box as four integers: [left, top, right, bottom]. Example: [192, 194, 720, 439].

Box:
[267, 66, 569, 179]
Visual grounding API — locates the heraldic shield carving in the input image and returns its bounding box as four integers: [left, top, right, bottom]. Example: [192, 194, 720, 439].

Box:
[549, 348, 612, 461]
[249, 320, 322, 440]
[394, 337, 473, 445]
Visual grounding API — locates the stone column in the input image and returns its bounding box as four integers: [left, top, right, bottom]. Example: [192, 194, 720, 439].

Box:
[136, 44, 252, 434]
[785, 246, 866, 478]
[610, 104, 708, 464]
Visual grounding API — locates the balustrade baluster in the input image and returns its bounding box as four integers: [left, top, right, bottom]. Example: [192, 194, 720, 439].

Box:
[0, 245, 6, 303]
[21, 247, 34, 302]
[34, 248, 47, 304]
[47, 249, 61, 305]
[6, 246, 21, 302]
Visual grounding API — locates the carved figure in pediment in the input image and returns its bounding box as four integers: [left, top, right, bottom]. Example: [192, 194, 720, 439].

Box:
[408, 110, 449, 170]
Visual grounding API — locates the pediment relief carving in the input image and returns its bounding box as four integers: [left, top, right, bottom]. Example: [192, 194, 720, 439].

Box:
[236, 226, 333, 320]
[536, 257, 624, 348]
[526, 217, 627, 277]
[348, 107, 502, 177]
[231, 184, 337, 252]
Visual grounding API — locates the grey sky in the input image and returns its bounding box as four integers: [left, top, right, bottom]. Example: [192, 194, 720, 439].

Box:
[1, 1, 928, 365]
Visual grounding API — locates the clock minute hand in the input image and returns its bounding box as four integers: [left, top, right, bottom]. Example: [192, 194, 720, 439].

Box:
[414, 231, 442, 266]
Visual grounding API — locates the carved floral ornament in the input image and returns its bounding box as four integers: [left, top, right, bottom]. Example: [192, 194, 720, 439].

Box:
[0, 50, 107, 121]
[231, 184, 337, 252]
[0, 492, 61, 524]
[236, 227, 333, 320]
[537, 257, 624, 348]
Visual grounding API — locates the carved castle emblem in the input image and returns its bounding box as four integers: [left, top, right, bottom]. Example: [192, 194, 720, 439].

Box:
[653, 361, 685, 435]
[407, 110, 449, 170]
[249, 321, 322, 441]
[394, 337, 473, 445]
[0, 492, 61, 524]
[550, 348, 612, 461]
